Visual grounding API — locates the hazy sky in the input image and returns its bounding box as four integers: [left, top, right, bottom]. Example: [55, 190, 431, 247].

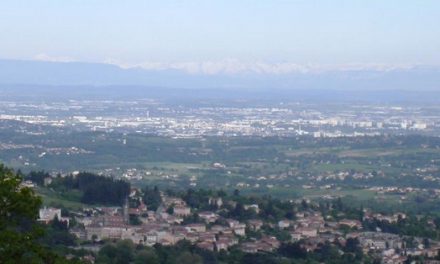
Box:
[1, 0, 439, 73]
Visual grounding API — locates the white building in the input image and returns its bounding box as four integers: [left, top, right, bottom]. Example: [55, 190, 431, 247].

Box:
[38, 207, 62, 224]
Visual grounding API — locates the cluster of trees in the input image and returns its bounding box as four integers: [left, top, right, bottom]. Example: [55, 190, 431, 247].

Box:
[25, 170, 51, 186]
[181, 189, 225, 210]
[142, 186, 162, 211]
[0, 164, 79, 263]
[40, 216, 77, 249]
[163, 187, 298, 223]
[97, 240, 204, 264]
[53, 172, 130, 205]
[363, 216, 440, 240]
[95, 238, 371, 264]
[276, 238, 369, 264]
[179, 188, 297, 222]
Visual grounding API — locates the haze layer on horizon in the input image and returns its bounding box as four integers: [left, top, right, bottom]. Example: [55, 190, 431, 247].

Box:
[1, 0, 440, 75]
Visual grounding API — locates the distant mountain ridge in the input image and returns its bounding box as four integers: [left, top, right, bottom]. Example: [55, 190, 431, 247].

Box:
[1, 59, 440, 91]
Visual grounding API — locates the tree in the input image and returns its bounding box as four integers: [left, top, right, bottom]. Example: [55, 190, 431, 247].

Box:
[26, 170, 51, 186]
[97, 240, 135, 264]
[53, 172, 130, 206]
[97, 243, 117, 263]
[129, 215, 142, 225]
[278, 242, 307, 259]
[178, 251, 203, 264]
[114, 240, 135, 263]
[143, 186, 162, 211]
[301, 199, 308, 210]
[134, 249, 159, 264]
[345, 238, 361, 255]
[0, 165, 67, 263]
[167, 205, 174, 215]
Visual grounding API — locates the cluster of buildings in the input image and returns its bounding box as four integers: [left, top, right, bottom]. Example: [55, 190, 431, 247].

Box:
[35, 188, 440, 263]
[69, 194, 248, 251]
[1, 99, 438, 138]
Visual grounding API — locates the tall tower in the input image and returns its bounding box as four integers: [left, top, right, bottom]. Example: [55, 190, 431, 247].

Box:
[123, 197, 129, 224]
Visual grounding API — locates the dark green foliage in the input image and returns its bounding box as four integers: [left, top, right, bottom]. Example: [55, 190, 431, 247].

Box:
[40, 218, 76, 247]
[0, 164, 76, 263]
[142, 186, 162, 211]
[241, 252, 280, 264]
[54, 172, 130, 206]
[133, 249, 160, 264]
[26, 170, 51, 186]
[97, 240, 136, 264]
[182, 189, 212, 209]
[278, 242, 308, 259]
[129, 214, 142, 225]
[363, 215, 440, 240]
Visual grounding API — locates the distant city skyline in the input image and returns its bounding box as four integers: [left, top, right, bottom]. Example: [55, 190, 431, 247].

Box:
[1, 1, 440, 74]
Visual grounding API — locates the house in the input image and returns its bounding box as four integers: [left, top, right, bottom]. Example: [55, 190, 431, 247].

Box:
[69, 227, 87, 239]
[241, 237, 280, 253]
[247, 219, 263, 231]
[362, 238, 386, 250]
[164, 215, 183, 224]
[296, 212, 305, 218]
[173, 206, 191, 217]
[221, 228, 234, 235]
[38, 207, 69, 225]
[198, 211, 219, 223]
[241, 242, 259, 253]
[128, 208, 141, 216]
[209, 197, 223, 207]
[197, 241, 215, 251]
[81, 255, 95, 264]
[162, 197, 186, 207]
[290, 232, 302, 242]
[296, 227, 318, 238]
[215, 236, 237, 251]
[185, 232, 199, 243]
[218, 234, 238, 245]
[278, 220, 290, 229]
[39, 207, 61, 223]
[199, 232, 216, 243]
[43, 177, 53, 186]
[233, 223, 246, 236]
[358, 232, 403, 250]
[146, 211, 156, 221]
[226, 219, 240, 228]
[138, 202, 147, 213]
[86, 226, 124, 241]
[159, 212, 170, 220]
[261, 236, 281, 250]
[382, 255, 407, 264]
[211, 225, 227, 233]
[145, 232, 158, 246]
[158, 236, 175, 246]
[84, 215, 129, 241]
[215, 240, 229, 251]
[185, 223, 206, 233]
[244, 204, 260, 213]
[121, 227, 144, 244]
[406, 248, 424, 256]
[20, 180, 35, 188]
[339, 219, 362, 229]
[425, 247, 440, 258]
[373, 213, 406, 223]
